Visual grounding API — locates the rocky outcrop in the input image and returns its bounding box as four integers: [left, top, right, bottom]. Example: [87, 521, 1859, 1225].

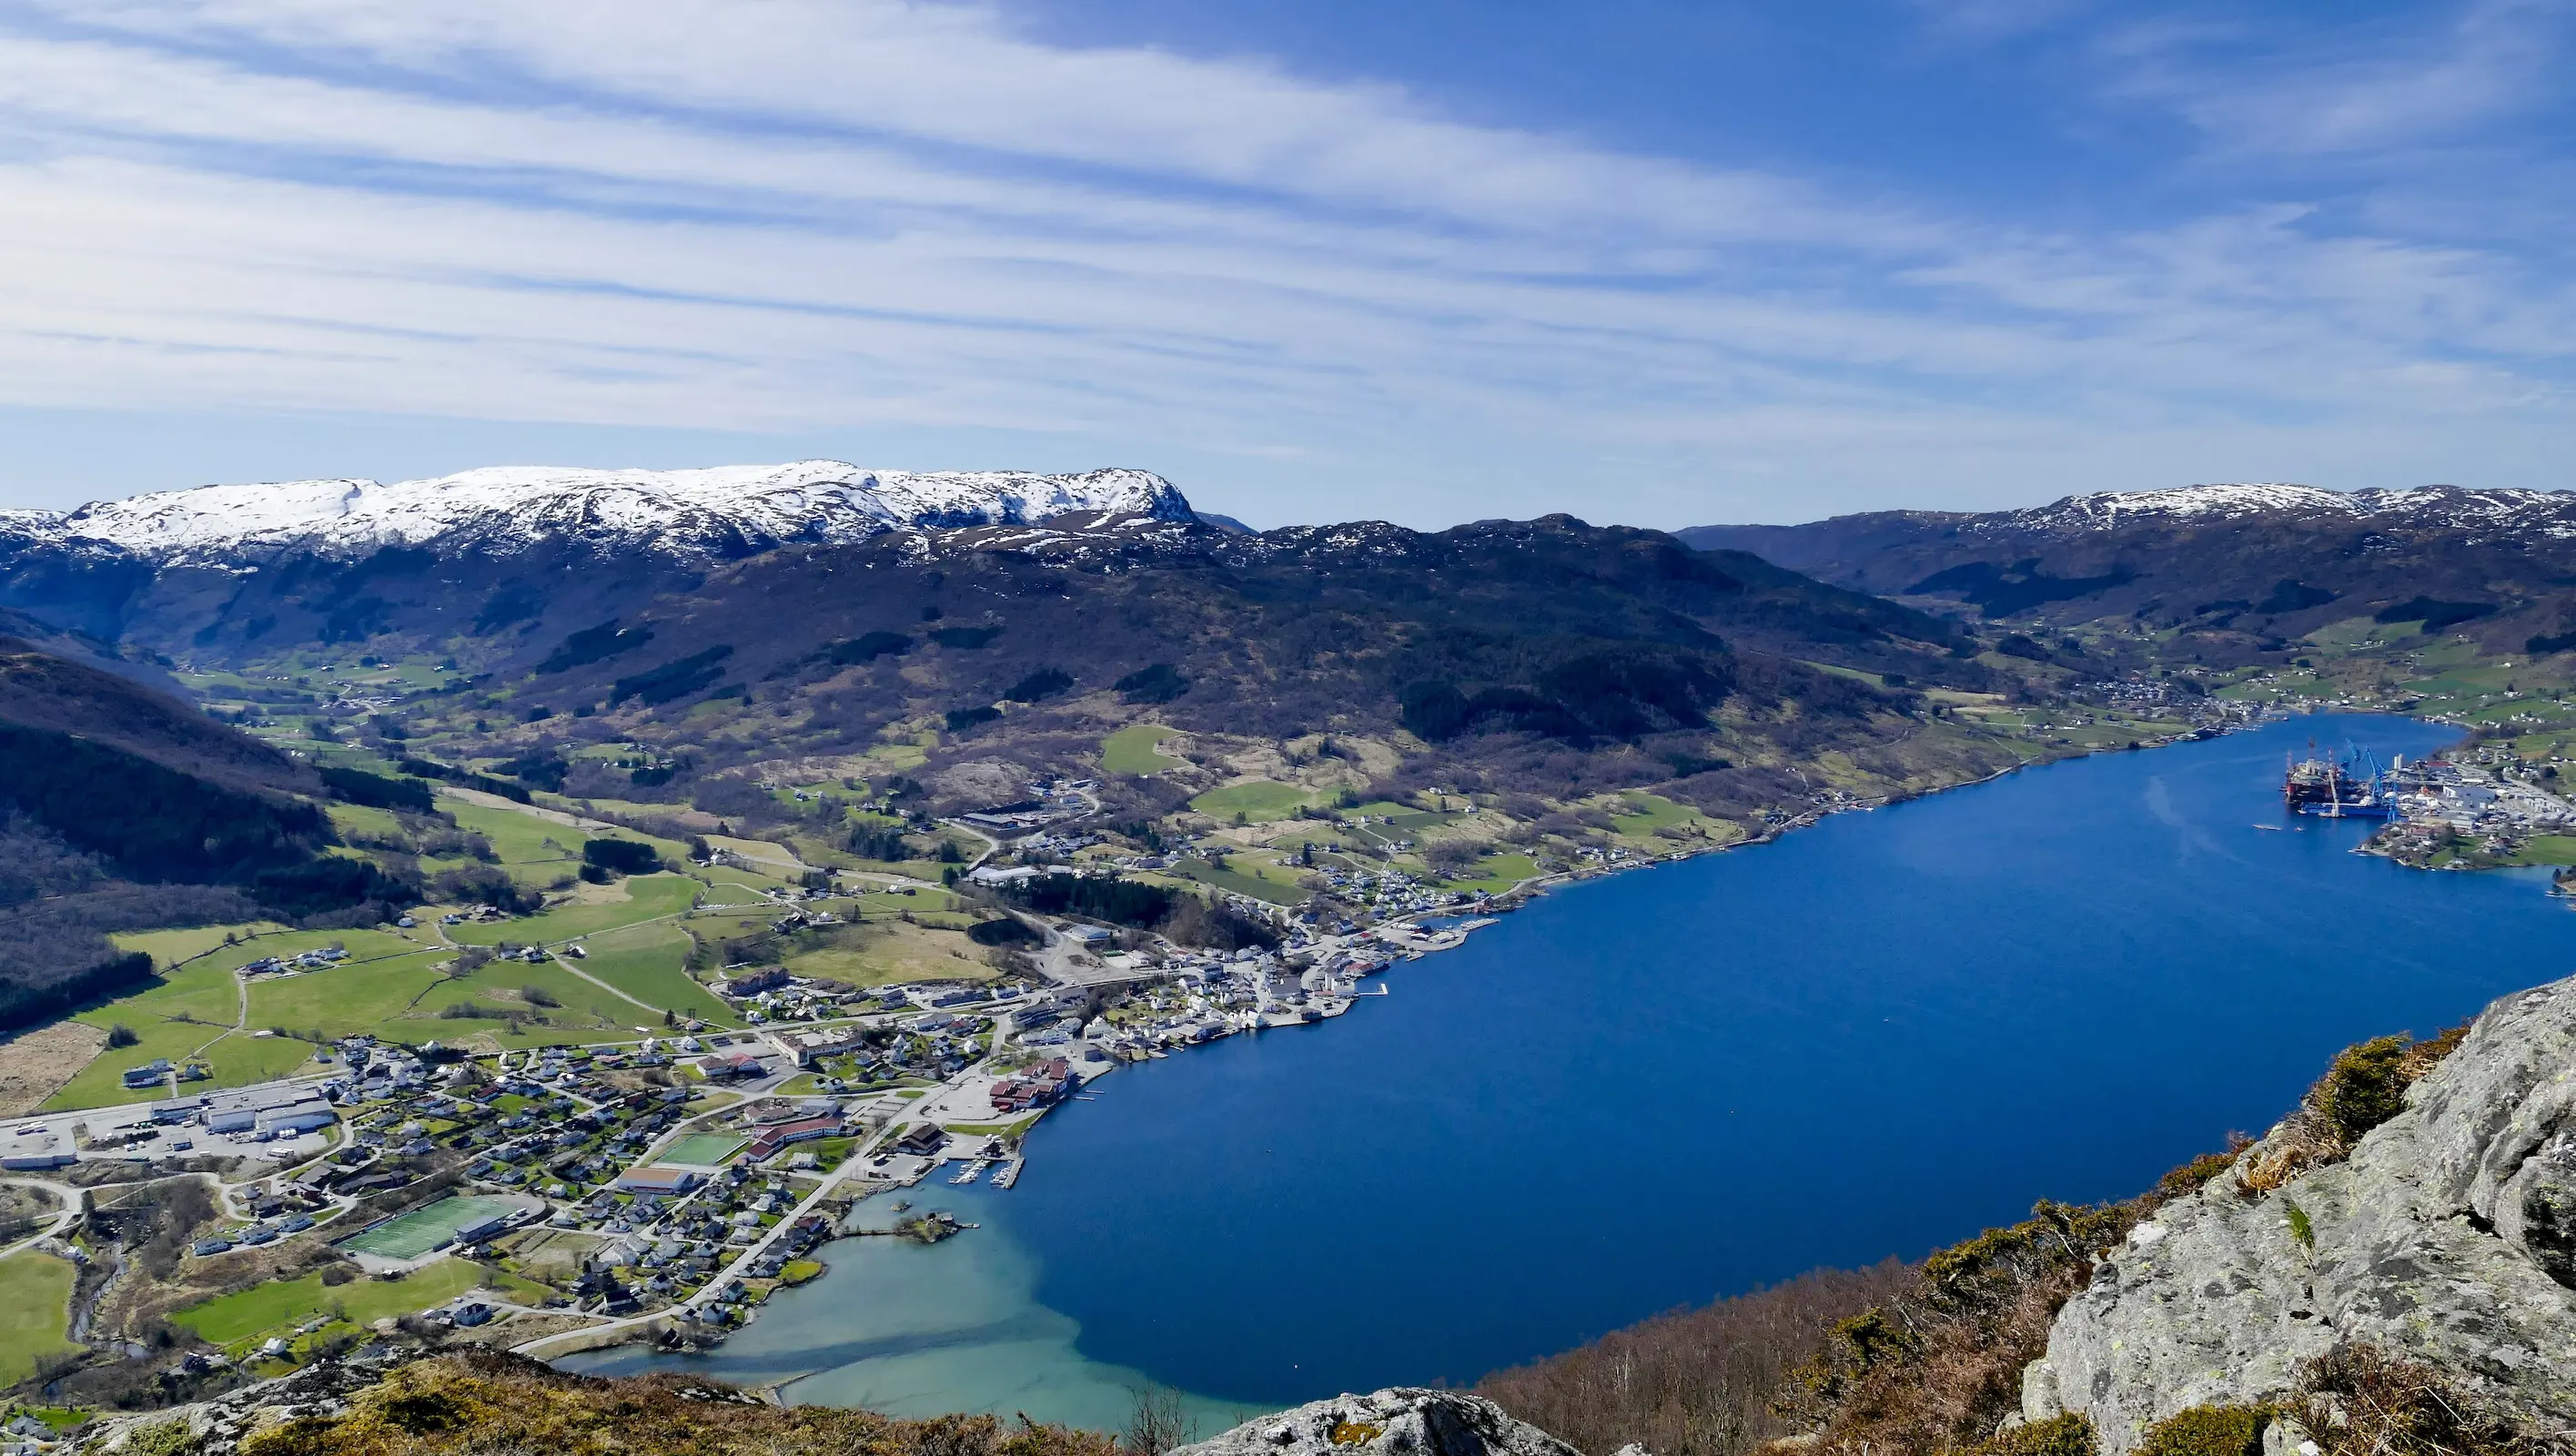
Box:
[1172, 1390, 1581, 1456]
[2039, 976, 2576, 1451]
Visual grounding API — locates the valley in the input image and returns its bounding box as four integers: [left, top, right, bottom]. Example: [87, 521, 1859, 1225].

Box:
[3, 469, 2574, 1448]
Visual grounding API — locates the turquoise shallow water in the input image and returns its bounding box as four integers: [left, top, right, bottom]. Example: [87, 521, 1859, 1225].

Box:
[569, 714, 2574, 1427]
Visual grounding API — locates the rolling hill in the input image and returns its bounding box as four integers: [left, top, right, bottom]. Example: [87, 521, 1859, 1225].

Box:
[0, 460, 2072, 836]
[1681, 483, 2576, 666]
[0, 637, 410, 1025]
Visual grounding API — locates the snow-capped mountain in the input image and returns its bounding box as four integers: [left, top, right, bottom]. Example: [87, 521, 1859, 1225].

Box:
[1993, 482, 2576, 538]
[4, 461, 1197, 563]
[1676, 480, 2576, 637]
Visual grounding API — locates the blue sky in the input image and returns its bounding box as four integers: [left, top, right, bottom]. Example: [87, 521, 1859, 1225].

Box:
[0, 0, 2570, 527]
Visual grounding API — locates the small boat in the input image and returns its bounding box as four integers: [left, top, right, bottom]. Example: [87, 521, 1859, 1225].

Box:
[2252, 824, 2283, 832]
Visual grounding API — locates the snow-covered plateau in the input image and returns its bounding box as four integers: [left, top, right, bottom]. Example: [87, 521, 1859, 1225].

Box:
[0, 462, 1197, 562]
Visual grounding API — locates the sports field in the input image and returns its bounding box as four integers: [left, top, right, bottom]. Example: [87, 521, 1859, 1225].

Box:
[658, 1134, 747, 1166]
[338, 1195, 521, 1259]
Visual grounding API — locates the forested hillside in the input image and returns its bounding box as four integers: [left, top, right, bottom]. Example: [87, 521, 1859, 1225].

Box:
[0, 638, 407, 1025]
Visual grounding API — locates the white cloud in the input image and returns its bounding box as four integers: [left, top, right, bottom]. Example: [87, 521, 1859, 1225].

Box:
[2102, 0, 2576, 157]
[0, 0, 2567, 525]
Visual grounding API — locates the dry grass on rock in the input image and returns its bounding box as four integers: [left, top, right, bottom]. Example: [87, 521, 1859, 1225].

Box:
[237, 1351, 1123, 1456]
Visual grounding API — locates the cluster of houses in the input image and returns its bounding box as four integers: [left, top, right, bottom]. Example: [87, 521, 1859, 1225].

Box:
[1310, 864, 1476, 916]
[1069, 945, 1390, 1057]
[238, 944, 351, 976]
[987, 1057, 1077, 1114]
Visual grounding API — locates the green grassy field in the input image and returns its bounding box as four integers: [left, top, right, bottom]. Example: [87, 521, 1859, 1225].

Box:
[0, 1255, 80, 1385]
[105, 961, 243, 1026]
[1189, 781, 1315, 823]
[445, 874, 699, 946]
[65, 927, 507, 1107]
[441, 801, 584, 888]
[111, 923, 294, 970]
[409, 961, 657, 1047]
[773, 922, 997, 986]
[1607, 793, 1694, 834]
[44, 958, 277, 1110]
[577, 925, 735, 1026]
[197, 1035, 328, 1087]
[1101, 724, 1183, 774]
[658, 1134, 747, 1166]
[1161, 860, 1305, 906]
[171, 1258, 530, 1350]
[245, 952, 450, 1042]
[1436, 852, 1541, 894]
[696, 863, 793, 899]
[324, 803, 409, 844]
[43, 1019, 216, 1111]
[2510, 834, 2576, 867]
[338, 1196, 526, 1260]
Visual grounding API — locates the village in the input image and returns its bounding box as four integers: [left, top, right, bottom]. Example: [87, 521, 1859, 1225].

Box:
[0, 854, 1470, 1405]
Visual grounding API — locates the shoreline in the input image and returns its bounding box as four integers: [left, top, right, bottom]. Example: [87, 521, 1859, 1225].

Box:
[514, 713, 2299, 1366]
[534, 713, 2550, 1424]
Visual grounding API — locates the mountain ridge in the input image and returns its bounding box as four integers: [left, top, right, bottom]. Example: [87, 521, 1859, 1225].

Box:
[3, 461, 1196, 564]
[1677, 480, 2576, 663]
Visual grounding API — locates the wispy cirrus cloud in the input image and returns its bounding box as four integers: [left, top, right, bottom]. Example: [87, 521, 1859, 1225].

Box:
[2099, 0, 2576, 157]
[0, 0, 2569, 524]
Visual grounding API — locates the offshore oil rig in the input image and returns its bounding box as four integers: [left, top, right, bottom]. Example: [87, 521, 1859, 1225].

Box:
[2282, 740, 2398, 819]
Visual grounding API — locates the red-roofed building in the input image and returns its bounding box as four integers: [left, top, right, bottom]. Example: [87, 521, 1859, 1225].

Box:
[748, 1115, 843, 1160]
[989, 1057, 1078, 1113]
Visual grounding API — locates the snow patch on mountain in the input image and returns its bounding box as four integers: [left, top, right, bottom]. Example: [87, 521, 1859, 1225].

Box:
[9, 461, 1196, 562]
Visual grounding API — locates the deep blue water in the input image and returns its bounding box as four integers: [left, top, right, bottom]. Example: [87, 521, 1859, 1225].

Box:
[571, 715, 2575, 1421]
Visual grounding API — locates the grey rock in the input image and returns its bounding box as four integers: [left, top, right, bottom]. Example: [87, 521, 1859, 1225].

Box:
[1173, 1390, 1580, 1456]
[2258, 1414, 2318, 1456]
[2019, 1358, 2062, 1423]
[2046, 976, 2576, 1452]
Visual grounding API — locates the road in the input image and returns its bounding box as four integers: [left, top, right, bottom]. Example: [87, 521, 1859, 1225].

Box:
[0, 1176, 85, 1256]
[505, 1117, 896, 1360]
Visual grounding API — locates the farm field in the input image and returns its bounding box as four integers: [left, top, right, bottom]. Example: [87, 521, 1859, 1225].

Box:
[441, 801, 585, 888]
[576, 925, 735, 1026]
[197, 1034, 327, 1088]
[42, 958, 267, 1110]
[244, 952, 450, 1043]
[1436, 853, 1542, 895]
[172, 1259, 542, 1353]
[775, 920, 997, 986]
[0, 1254, 81, 1385]
[110, 923, 292, 971]
[444, 874, 698, 946]
[1101, 724, 1182, 774]
[408, 961, 660, 1049]
[1164, 859, 1305, 906]
[1189, 781, 1314, 823]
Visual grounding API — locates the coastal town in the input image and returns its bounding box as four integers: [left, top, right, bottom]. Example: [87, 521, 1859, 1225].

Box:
[0, 662, 2314, 1422]
[0, 645, 2528, 1443]
[0, 811, 1499, 1403]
